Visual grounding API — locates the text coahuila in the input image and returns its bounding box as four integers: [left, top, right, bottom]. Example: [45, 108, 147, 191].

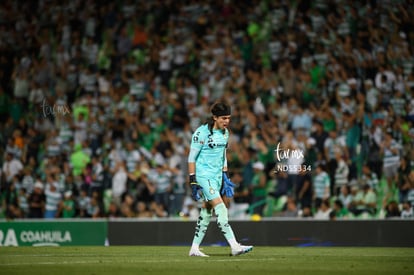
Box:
[0, 229, 72, 246]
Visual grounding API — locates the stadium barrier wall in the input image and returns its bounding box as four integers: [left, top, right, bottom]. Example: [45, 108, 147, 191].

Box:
[0, 219, 107, 246]
[107, 219, 414, 247]
[1, 219, 413, 247]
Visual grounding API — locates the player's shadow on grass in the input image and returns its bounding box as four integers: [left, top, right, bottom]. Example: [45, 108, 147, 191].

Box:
[207, 253, 232, 257]
[205, 253, 250, 257]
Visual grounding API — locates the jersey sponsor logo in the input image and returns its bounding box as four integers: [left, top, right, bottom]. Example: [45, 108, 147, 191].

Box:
[207, 134, 226, 149]
[208, 142, 226, 149]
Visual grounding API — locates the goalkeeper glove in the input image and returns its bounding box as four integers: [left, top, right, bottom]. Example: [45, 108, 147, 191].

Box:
[189, 174, 203, 201]
[221, 171, 236, 198]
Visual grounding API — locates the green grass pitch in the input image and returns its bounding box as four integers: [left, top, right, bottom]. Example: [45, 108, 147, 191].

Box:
[1, 246, 414, 275]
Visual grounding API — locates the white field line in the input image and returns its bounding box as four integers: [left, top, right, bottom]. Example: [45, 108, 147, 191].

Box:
[3, 253, 136, 257]
[0, 254, 408, 267]
[0, 258, 277, 266]
[1, 253, 406, 258]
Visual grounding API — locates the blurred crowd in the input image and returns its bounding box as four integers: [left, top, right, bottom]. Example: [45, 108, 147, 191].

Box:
[1, 0, 414, 220]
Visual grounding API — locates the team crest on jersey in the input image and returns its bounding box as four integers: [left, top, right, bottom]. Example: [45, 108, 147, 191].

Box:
[193, 131, 202, 143]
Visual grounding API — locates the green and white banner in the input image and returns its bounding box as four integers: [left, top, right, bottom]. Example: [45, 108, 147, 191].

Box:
[0, 220, 107, 246]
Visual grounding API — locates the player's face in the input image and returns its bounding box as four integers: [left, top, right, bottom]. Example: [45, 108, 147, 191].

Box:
[214, 115, 231, 130]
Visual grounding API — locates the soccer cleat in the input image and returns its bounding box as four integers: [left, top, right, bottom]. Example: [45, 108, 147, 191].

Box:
[189, 248, 209, 257]
[231, 244, 253, 256]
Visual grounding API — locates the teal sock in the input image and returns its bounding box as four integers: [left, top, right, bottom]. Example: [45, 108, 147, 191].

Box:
[191, 207, 212, 247]
[214, 202, 235, 242]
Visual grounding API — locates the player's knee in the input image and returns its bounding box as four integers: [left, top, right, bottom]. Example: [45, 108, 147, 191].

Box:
[204, 202, 213, 211]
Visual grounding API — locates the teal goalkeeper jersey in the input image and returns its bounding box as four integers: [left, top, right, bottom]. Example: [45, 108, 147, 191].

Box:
[190, 124, 229, 181]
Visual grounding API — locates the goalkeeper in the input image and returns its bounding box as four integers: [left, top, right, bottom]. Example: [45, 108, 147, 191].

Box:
[188, 102, 253, 257]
